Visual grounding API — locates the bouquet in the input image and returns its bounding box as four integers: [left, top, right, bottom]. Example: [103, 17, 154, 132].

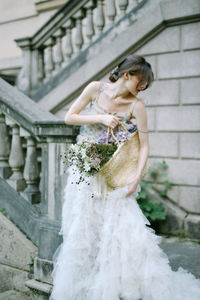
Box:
[61, 120, 138, 178]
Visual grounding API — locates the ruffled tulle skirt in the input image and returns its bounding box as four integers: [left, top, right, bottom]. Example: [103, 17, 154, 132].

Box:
[49, 166, 200, 300]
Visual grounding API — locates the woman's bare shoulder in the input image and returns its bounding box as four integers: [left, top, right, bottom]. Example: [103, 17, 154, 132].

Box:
[84, 81, 101, 100]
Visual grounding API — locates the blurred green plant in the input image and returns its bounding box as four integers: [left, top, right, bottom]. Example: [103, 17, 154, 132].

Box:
[136, 160, 174, 222]
[0, 208, 7, 216]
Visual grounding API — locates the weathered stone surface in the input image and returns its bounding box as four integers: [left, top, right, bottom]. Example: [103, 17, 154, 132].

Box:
[180, 133, 200, 159]
[0, 263, 31, 293]
[147, 188, 186, 235]
[138, 27, 180, 55]
[142, 79, 179, 106]
[38, 225, 62, 260]
[148, 158, 200, 186]
[25, 279, 52, 300]
[167, 185, 180, 205]
[145, 107, 156, 131]
[181, 22, 200, 50]
[0, 212, 37, 271]
[143, 55, 156, 78]
[161, 0, 200, 21]
[156, 106, 200, 131]
[180, 77, 200, 105]
[34, 257, 53, 284]
[160, 236, 200, 278]
[157, 51, 200, 79]
[0, 289, 31, 300]
[179, 186, 200, 213]
[152, 183, 180, 205]
[149, 132, 178, 157]
[184, 214, 200, 239]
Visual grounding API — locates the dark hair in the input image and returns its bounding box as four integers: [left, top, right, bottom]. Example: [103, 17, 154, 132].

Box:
[109, 54, 154, 90]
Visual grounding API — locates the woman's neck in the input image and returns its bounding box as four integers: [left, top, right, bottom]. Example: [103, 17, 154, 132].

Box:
[107, 79, 130, 100]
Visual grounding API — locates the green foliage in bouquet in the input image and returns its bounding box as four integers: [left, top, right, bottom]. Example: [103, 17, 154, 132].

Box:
[86, 143, 117, 175]
[61, 141, 117, 177]
[136, 160, 174, 223]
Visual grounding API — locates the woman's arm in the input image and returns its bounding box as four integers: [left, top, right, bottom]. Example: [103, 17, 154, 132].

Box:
[134, 100, 149, 181]
[64, 81, 120, 128]
[126, 100, 149, 196]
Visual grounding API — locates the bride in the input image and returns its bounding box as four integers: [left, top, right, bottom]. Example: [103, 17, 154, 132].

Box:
[49, 54, 200, 300]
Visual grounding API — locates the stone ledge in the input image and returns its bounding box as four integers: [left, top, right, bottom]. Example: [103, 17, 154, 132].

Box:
[25, 279, 52, 300]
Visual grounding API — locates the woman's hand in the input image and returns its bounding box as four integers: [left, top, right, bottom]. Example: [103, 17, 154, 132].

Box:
[100, 114, 121, 129]
[125, 177, 140, 197]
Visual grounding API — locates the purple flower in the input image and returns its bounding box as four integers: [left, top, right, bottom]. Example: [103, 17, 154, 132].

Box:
[98, 130, 113, 144]
[129, 124, 137, 133]
[115, 131, 131, 143]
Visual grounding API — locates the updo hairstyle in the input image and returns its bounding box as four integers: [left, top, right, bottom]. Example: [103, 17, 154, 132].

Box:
[109, 54, 154, 91]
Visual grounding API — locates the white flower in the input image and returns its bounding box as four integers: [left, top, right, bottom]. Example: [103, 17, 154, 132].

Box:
[84, 161, 91, 172]
[80, 148, 87, 159]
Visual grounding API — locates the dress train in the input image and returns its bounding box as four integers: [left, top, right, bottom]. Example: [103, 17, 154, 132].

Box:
[49, 166, 200, 300]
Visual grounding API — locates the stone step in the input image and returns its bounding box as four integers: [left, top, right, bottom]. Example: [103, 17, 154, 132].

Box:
[25, 236, 200, 300]
[160, 235, 200, 278]
[25, 279, 52, 300]
[0, 289, 32, 300]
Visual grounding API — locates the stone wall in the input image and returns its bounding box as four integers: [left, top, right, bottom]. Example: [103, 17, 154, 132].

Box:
[135, 22, 200, 214]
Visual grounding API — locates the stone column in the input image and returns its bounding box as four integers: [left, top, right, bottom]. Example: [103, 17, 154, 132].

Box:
[0, 114, 11, 179]
[63, 19, 74, 64]
[118, 0, 129, 16]
[106, 0, 117, 25]
[74, 10, 84, 54]
[44, 37, 55, 79]
[95, 0, 105, 36]
[7, 124, 26, 191]
[53, 29, 65, 70]
[84, 0, 95, 45]
[22, 136, 40, 204]
[15, 38, 32, 92]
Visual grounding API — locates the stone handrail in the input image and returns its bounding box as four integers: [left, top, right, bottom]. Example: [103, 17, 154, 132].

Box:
[0, 78, 78, 220]
[15, 0, 147, 93]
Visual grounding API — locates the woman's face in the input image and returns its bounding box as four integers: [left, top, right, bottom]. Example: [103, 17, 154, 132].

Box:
[124, 73, 147, 96]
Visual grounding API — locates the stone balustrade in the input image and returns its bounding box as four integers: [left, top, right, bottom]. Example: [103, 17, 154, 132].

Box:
[0, 78, 78, 217]
[0, 77, 79, 285]
[15, 0, 147, 93]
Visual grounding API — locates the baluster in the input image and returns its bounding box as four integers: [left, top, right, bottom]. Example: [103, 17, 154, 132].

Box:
[127, 0, 138, 12]
[16, 45, 32, 92]
[22, 136, 40, 204]
[0, 114, 11, 179]
[118, 0, 129, 16]
[84, 1, 95, 45]
[7, 124, 26, 191]
[44, 37, 55, 79]
[37, 48, 45, 84]
[95, 0, 105, 36]
[53, 29, 65, 70]
[74, 10, 84, 53]
[62, 19, 74, 64]
[106, 0, 117, 25]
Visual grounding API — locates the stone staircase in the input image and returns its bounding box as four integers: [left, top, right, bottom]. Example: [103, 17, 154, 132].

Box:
[0, 0, 200, 297]
[0, 211, 36, 299]
[0, 78, 75, 299]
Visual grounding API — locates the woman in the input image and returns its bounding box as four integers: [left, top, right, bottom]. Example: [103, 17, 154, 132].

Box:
[49, 54, 200, 300]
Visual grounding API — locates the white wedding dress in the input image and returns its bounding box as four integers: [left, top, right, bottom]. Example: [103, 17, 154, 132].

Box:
[49, 91, 200, 300]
